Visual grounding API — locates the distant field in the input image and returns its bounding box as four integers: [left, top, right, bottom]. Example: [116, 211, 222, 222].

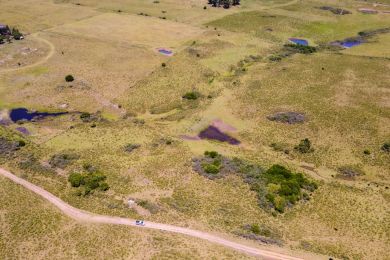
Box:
[0, 0, 389, 259]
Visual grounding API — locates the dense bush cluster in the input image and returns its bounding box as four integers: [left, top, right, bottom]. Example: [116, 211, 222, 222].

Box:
[193, 152, 318, 213]
[68, 170, 109, 196]
[261, 165, 317, 212]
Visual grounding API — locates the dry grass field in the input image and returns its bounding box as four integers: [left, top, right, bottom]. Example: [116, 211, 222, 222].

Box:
[0, 0, 389, 259]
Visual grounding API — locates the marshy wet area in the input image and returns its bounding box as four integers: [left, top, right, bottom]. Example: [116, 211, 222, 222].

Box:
[331, 27, 390, 48]
[9, 108, 68, 122]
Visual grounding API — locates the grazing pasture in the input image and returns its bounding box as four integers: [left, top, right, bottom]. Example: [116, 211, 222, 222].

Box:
[0, 0, 389, 259]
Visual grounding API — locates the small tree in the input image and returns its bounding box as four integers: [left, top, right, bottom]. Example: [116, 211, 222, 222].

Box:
[65, 75, 74, 82]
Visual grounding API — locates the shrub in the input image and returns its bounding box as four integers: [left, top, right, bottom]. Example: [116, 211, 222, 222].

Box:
[49, 153, 79, 169]
[99, 182, 110, 191]
[263, 164, 317, 212]
[17, 140, 26, 147]
[338, 166, 364, 179]
[124, 143, 140, 153]
[11, 28, 23, 40]
[80, 112, 91, 121]
[284, 44, 317, 54]
[204, 150, 219, 158]
[363, 149, 371, 155]
[68, 171, 109, 195]
[182, 91, 200, 100]
[294, 138, 314, 153]
[203, 163, 220, 174]
[250, 224, 261, 235]
[161, 63, 166, 67]
[381, 142, 390, 153]
[68, 172, 84, 187]
[65, 75, 74, 82]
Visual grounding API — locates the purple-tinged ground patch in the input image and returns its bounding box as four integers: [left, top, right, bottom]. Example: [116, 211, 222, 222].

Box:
[15, 127, 30, 135]
[198, 126, 240, 145]
[158, 48, 173, 56]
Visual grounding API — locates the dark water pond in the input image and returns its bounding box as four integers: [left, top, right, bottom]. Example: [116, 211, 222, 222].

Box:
[158, 48, 173, 56]
[9, 108, 67, 122]
[289, 38, 309, 46]
[198, 126, 240, 145]
[341, 40, 362, 48]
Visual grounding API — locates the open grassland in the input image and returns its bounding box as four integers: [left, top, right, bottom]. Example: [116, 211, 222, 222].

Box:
[0, 0, 389, 259]
[0, 177, 255, 260]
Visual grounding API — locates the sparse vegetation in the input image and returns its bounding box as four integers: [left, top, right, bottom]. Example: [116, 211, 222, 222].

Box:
[124, 143, 140, 153]
[49, 153, 79, 169]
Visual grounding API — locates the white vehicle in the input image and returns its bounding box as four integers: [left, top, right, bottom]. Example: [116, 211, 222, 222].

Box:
[135, 220, 145, 226]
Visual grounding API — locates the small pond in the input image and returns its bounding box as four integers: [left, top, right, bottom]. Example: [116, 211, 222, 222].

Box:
[158, 48, 173, 56]
[341, 40, 362, 48]
[288, 38, 309, 46]
[9, 108, 67, 122]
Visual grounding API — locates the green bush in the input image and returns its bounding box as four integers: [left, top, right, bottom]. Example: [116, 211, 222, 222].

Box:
[381, 142, 390, 152]
[65, 75, 74, 82]
[80, 112, 91, 122]
[68, 171, 109, 194]
[203, 163, 220, 174]
[250, 224, 261, 235]
[68, 173, 84, 187]
[11, 28, 23, 40]
[204, 150, 219, 158]
[294, 138, 314, 153]
[182, 91, 200, 100]
[284, 43, 317, 54]
[99, 182, 110, 191]
[263, 164, 317, 212]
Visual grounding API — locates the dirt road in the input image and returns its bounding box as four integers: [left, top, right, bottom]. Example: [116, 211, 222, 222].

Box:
[0, 168, 303, 260]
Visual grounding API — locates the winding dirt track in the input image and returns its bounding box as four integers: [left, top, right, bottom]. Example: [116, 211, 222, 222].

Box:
[0, 168, 303, 260]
